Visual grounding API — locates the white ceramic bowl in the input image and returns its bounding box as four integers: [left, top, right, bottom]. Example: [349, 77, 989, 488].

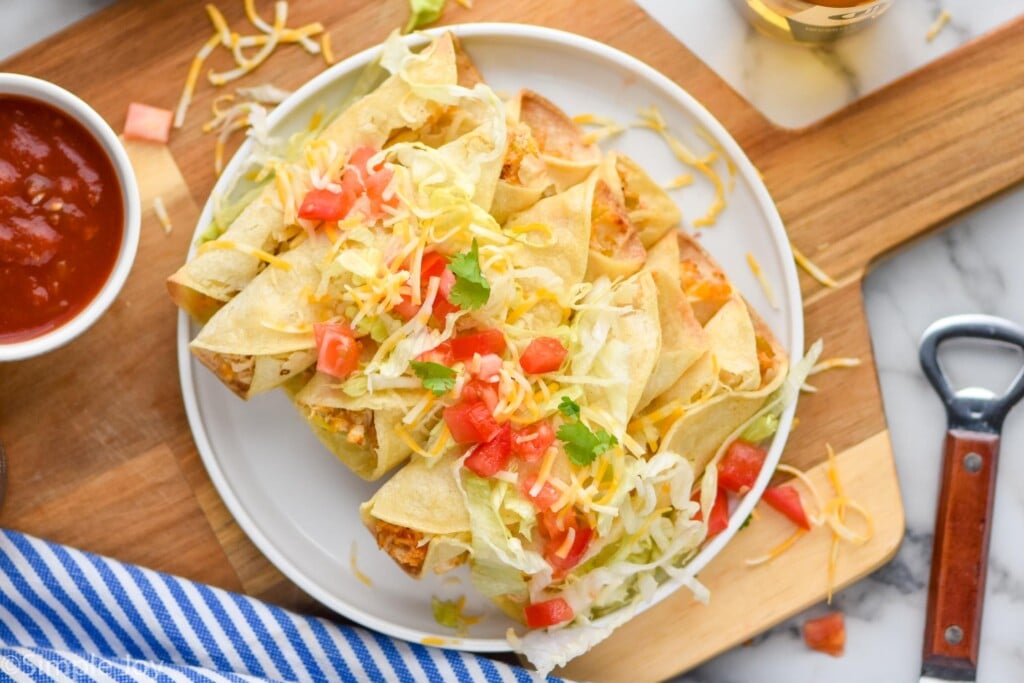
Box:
[179, 25, 803, 650]
[0, 73, 140, 362]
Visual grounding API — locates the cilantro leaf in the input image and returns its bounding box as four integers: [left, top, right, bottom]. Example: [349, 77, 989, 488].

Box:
[558, 396, 581, 420]
[410, 361, 457, 396]
[557, 422, 618, 467]
[447, 239, 490, 310]
[740, 513, 753, 530]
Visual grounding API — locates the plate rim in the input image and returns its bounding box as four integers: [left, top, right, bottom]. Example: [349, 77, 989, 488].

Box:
[177, 22, 804, 652]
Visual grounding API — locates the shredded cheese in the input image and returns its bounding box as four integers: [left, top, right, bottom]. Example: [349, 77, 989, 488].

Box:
[776, 464, 825, 518]
[745, 528, 808, 567]
[635, 105, 728, 227]
[197, 239, 292, 270]
[744, 444, 874, 593]
[553, 527, 577, 559]
[153, 197, 172, 234]
[350, 541, 373, 586]
[663, 173, 693, 190]
[791, 243, 839, 288]
[926, 9, 952, 42]
[530, 446, 558, 497]
[175, 33, 221, 128]
[394, 424, 431, 458]
[573, 113, 625, 146]
[427, 424, 451, 457]
[321, 32, 336, 65]
[809, 357, 862, 375]
[210, 2, 287, 85]
[176, 1, 326, 129]
[745, 252, 779, 310]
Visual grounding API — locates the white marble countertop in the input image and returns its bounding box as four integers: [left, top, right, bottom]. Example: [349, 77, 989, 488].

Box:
[3, 2, 1021, 682]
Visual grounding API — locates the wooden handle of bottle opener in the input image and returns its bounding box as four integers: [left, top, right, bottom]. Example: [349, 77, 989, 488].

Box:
[921, 429, 1000, 679]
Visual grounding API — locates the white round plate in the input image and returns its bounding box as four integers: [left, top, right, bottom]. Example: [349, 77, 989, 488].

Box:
[178, 24, 803, 652]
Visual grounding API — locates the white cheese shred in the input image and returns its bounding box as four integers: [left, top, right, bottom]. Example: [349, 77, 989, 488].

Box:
[153, 196, 172, 234]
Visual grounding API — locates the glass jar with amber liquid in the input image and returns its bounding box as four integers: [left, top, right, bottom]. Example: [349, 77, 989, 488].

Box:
[731, 0, 894, 44]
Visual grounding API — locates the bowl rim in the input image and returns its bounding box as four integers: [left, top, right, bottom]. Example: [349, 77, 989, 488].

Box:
[0, 73, 141, 362]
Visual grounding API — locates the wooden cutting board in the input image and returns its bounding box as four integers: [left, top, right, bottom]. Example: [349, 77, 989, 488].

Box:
[1, 1, 1021, 680]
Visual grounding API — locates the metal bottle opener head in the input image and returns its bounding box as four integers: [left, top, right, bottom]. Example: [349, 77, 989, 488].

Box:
[919, 314, 1024, 433]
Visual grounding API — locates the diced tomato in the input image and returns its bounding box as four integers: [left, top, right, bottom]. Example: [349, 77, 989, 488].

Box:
[393, 293, 420, 321]
[364, 166, 397, 213]
[717, 440, 767, 494]
[300, 146, 394, 224]
[520, 474, 561, 510]
[472, 353, 504, 382]
[803, 612, 845, 657]
[416, 341, 453, 367]
[546, 525, 593, 577]
[420, 251, 448, 280]
[313, 323, 361, 379]
[344, 146, 397, 218]
[762, 485, 812, 531]
[538, 510, 565, 540]
[461, 379, 499, 413]
[524, 597, 574, 629]
[123, 103, 173, 143]
[464, 423, 512, 478]
[420, 252, 459, 318]
[451, 329, 507, 362]
[431, 270, 460, 320]
[693, 487, 729, 537]
[519, 337, 568, 374]
[298, 188, 352, 222]
[394, 251, 459, 322]
[338, 165, 362, 201]
[512, 421, 556, 462]
[443, 401, 501, 444]
[346, 145, 378, 173]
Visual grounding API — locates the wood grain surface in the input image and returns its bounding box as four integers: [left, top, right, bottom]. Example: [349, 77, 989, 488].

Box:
[1, 0, 1022, 679]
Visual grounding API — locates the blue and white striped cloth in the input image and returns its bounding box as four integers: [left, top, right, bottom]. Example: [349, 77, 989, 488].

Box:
[0, 529, 565, 682]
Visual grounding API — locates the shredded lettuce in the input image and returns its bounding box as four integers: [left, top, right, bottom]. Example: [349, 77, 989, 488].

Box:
[405, 0, 446, 33]
[514, 342, 824, 676]
[461, 472, 547, 577]
[431, 596, 480, 635]
[741, 412, 780, 443]
[201, 182, 269, 245]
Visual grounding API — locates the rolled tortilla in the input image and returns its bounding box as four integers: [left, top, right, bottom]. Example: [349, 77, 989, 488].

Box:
[656, 307, 787, 477]
[363, 273, 664, 579]
[615, 153, 681, 249]
[168, 33, 461, 322]
[360, 454, 472, 576]
[189, 236, 331, 399]
[638, 233, 788, 476]
[502, 181, 592, 331]
[295, 373, 435, 481]
[490, 119, 552, 225]
[584, 153, 647, 282]
[189, 61, 511, 401]
[571, 270, 662, 428]
[636, 231, 708, 411]
[513, 90, 600, 191]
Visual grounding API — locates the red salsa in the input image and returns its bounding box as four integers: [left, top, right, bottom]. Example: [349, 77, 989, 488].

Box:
[0, 95, 123, 343]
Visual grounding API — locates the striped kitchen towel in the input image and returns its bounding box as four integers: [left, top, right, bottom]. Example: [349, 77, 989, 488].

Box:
[0, 529, 565, 682]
